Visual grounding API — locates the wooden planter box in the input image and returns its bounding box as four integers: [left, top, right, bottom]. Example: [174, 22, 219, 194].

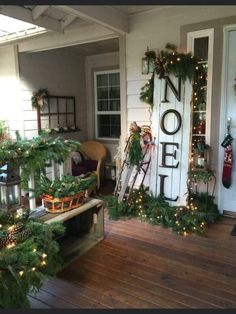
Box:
[42, 191, 85, 213]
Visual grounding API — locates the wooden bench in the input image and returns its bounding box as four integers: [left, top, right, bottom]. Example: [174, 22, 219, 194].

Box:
[34, 198, 105, 264]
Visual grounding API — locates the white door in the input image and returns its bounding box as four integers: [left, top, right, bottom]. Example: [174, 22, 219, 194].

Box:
[219, 27, 236, 213]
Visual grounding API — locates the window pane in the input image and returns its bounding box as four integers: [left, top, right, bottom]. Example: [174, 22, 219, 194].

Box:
[98, 100, 108, 111]
[110, 114, 120, 124]
[110, 99, 120, 111]
[99, 115, 110, 124]
[111, 125, 121, 138]
[98, 125, 110, 137]
[109, 86, 120, 99]
[97, 87, 108, 99]
[97, 74, 108, 87]
[194, 37, 208, 61]
[97, 114, 121, 138]
[109, 73, 120, 86]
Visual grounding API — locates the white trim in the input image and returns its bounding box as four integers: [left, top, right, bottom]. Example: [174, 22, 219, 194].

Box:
[217, 24, 236, 213]
[187, 28, 214, 145]
[94, 69, 121, 141]
[119, 35, 127, 160]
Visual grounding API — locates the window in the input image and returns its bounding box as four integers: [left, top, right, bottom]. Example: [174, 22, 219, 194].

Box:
[187, 29, 214, 148]
[95, 70, 121, 139]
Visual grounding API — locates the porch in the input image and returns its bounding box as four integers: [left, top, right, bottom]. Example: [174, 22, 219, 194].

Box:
[30, 210, 236, 309]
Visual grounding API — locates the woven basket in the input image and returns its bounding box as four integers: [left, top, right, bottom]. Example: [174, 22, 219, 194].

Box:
[42, 191, 85, 213]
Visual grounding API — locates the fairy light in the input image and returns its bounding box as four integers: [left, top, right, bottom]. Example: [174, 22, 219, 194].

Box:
[8, 225, 15, 232]
[33, 248, 37, 252]
[7, 243, 15, 249]
[31, 267, 36, 272]
[42, 253, 47, 259]
[19, 271, 24, 276]
[41, 260, 47, 266]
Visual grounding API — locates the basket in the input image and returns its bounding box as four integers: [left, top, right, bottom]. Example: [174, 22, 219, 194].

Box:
[42, 191, 85, 213]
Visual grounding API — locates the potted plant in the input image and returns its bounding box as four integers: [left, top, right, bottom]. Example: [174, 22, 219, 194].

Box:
[34, 174, 97, 213]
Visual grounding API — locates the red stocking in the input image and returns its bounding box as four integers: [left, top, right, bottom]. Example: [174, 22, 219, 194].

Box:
[222, 144, 233, 189]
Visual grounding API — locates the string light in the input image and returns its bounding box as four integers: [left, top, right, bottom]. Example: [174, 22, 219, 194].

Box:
[8, 225, 15, 232]
[19, 271, 24, 276]
[7, 243, 15, 249]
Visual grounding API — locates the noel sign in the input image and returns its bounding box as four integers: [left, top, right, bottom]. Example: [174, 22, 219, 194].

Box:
[150, 74, 192, 205]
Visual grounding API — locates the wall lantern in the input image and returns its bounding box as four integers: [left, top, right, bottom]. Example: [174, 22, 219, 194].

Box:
[0, 164, 22, 211]
[141, 46, 155, 75]
[192, 142, 210, 171]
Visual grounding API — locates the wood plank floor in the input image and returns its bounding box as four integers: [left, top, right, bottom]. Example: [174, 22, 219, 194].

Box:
[30, 212, 236, 309]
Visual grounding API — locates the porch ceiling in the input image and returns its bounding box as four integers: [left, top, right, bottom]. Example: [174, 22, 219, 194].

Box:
[0, 5, 161, 42]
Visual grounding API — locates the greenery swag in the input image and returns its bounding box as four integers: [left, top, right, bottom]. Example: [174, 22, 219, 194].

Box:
[105, 186, 221, 236]
[0, 210, 65, 308]
[0, 132, 80, 190]
[140, 43, 207, 109]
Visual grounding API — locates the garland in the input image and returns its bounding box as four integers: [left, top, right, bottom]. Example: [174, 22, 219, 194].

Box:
[0, 132, 80, 190]
[105, 186, 221, 236]
[188, 170, 214, 183]
[0, 210, 65, 308]
[139, 43, 207, 108]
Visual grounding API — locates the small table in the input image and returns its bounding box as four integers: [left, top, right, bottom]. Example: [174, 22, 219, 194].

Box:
[35, 198, 105, 264]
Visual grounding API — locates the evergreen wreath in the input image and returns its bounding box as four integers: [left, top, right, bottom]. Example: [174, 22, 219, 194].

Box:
[139, 43, 207, 109]
[0, 210, 65, 308]
[31, 88, 48, 109]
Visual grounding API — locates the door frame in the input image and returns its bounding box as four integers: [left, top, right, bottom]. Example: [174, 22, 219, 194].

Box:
[218, 24, 236, 213]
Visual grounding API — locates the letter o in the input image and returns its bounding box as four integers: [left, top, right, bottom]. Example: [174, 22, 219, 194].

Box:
[160, 109, 182, 135]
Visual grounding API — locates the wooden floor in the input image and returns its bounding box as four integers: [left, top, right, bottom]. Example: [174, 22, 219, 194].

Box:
[30, 212, 236, 309]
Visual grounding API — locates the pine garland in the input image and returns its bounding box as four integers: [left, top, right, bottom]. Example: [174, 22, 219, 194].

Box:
[139, 43, 207, 109]
[0, 132, 81, 190]
[0, 210, 65, 308]
[105, 187, 221, 236]
[140, 73, 154, 106]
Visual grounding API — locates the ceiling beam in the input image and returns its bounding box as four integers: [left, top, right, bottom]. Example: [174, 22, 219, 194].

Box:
[0, 5, 62, 33]
[61, 14, 77, 31]
[58, 5, 129, 35]
[32, 5, 50, 20]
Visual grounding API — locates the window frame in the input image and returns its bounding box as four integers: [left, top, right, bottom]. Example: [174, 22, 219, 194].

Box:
[187, 28, 214, 145]
[94, 69, 121, 140]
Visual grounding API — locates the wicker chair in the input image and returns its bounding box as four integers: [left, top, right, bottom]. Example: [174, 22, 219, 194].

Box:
[79, 141, 107, 190]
